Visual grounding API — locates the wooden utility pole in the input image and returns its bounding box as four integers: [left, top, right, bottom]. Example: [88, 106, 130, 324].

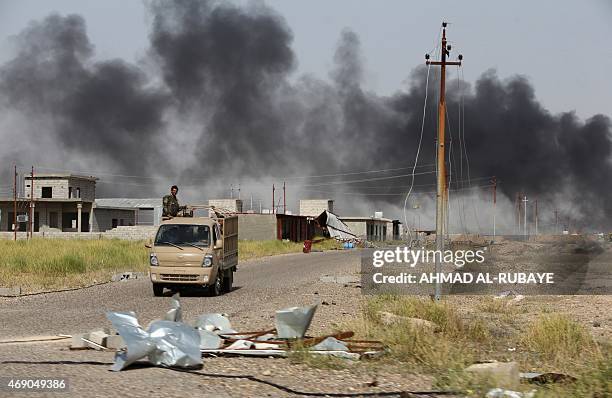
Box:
[272, 184, 275, 214]
[522, 195, 528, 238]
[13, 165, 17, 241]
[426, 22, 462, 300]
[283, 181, 286, 215]
[491, 176, 497, 236]
[29, 166, 34, 239]
[534, 199, 538, 236]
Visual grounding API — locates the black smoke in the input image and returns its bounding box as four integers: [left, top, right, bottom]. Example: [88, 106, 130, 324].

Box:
[0, 1, 610, 229]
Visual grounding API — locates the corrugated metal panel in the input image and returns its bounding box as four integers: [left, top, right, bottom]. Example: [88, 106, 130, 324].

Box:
[137, 208, 154, 225]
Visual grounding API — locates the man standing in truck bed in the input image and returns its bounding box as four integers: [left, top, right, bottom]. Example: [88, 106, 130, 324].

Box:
[162, 185, 182, 217]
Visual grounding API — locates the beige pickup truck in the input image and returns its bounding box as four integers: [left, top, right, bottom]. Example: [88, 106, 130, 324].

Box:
[146, 214, 238, 297]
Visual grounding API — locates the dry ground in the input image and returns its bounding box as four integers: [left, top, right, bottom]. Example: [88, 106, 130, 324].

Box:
[0, 241, 610, 397]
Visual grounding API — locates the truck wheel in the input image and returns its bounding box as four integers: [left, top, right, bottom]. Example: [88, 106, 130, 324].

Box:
[208, 270, 223, 296]
[222, 270, 233, 293]
[153, 284, 164, 297]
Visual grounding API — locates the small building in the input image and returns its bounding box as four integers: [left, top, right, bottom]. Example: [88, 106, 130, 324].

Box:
[209, 199, 243, 213]
[93, 198, 163, 231]
[339, 216, 398, 242]
[0, 174, 97, 232]
[0, 174, 165, 233]
[300, 199, 334, 217]
[237, 213, 315, 242]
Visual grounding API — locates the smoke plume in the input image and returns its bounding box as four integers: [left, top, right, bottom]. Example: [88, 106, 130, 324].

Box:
[0, 0, 610, 231]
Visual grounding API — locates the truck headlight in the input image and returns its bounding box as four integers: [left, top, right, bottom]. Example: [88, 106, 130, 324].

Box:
[150, 253, 159, 266]
[202, 255, 213, 267]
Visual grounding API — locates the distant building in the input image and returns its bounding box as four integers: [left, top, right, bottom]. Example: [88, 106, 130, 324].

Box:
[299, 199, 334, 217]
[209, 199, 243, 213]
[0, 173, 163, 233]
[0, 174, 97, 232]
[93, 198, 163, 231]
[236, 213, 315, 242]
[339, 215, 400, 242]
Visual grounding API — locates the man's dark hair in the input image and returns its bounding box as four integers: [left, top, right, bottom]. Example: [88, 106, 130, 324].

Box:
[171, 185, 178, 191]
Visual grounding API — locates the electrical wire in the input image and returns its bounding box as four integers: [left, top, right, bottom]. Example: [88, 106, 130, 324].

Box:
[300, 170, 436, 188]
[403, 26, 442, 245]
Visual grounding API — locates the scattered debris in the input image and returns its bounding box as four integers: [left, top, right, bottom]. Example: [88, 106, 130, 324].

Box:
[275, 305, 317, 339]
[520, 372, 577, 384]
[195, 313, 232, 332]
[311, 337, 348, 351]
[106, 311, 202, 371]
[111, 272, 148, 282]
[486, 388, 535, 398]
[164, 293, 182, 322]
[0, 335, 71, 345]
[377, 311, 439, 331]
[465, 361, 520, 389]
[71, 296, 383, 370]
[494, 291, 524, 303]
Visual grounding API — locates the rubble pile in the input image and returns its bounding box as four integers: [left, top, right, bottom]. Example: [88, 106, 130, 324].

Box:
[70, 294, 384, 371]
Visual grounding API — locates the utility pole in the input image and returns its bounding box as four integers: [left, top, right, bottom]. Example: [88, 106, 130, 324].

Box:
[515, 193, 520, 235]
[283, 181, 286, 215]
[554, 209, 558, 234]
[230, 184, 234, 199]
[30, 166, 34, 239]
[238, 184, 241, 200]
[425, 22, 462, 300]
[534, 199, 538, 236]
[272, 184, 275, 214]
[250, 194, 253, 211]
[522, 195, 528, 238]
[13, 165, 17, 241]
[491, 176, 497, 236]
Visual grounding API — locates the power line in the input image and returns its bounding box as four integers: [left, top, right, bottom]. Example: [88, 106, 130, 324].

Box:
[299, 170, 437, 187]
[302, 183, 495, 197]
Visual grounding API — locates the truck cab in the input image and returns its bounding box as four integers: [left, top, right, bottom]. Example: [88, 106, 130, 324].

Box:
[147, 214, 238, 297]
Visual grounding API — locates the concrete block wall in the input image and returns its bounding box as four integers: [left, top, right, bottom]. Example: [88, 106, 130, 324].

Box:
[299, 199, 334, 217]
[102, 226, 157, 240]
[24, 177, 95, 201]
[237, 214, 277, 240]
[69, 178, 96, 201]
[25, 178, 69, 199]
[92, 209, 136, 232]
[209, 199, 243, 213]
[342, 221, 367, 239]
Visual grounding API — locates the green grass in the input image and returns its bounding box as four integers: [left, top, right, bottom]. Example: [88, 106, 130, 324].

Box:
[0, 238, 344, 291]
[0, 238, 148, 290]
[238, 238, 342, 261]
[521, 314, 602, 367]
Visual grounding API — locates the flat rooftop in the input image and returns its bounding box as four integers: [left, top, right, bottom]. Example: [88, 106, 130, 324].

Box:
[24, 174, 98, 181]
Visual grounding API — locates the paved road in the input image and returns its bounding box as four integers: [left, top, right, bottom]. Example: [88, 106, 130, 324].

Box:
[0, 250, 436, 397]
[0, 250, 360, 340]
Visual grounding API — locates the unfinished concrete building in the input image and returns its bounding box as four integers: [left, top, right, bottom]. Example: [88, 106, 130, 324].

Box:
[299, 199, 334, 217]
[0, 174, 97, 232]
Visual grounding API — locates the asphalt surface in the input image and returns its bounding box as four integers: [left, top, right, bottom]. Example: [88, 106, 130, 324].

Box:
[0, 250, 435, 397]
[0, 250, 359, 340]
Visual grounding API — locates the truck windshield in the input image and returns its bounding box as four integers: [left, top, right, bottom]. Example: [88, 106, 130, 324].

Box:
[154, 224, 210, 247]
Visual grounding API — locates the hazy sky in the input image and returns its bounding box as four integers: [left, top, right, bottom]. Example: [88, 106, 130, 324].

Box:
[0, 0, 610, 119]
